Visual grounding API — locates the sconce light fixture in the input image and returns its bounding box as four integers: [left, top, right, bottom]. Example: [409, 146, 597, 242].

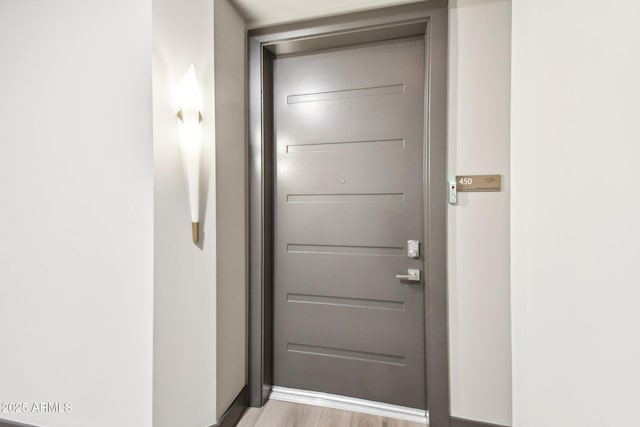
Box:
[177, 64, 203, 243]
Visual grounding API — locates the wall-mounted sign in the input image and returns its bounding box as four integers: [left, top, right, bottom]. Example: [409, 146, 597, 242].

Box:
[455, 175, 502, 192]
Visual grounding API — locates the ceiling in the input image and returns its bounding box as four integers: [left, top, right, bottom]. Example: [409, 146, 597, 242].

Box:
[230, 0, 424, 29]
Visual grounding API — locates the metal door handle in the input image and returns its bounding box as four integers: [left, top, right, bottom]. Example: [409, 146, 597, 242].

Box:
[395, 269, 421, 282]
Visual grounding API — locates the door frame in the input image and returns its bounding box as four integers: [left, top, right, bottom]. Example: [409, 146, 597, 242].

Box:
[247, 1, 450, 426]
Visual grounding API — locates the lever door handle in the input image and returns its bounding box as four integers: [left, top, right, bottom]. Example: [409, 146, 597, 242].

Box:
[395, 269, 421, 282]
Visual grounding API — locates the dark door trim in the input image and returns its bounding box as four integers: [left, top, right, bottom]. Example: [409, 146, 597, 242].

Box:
[247, 1, 450, 426]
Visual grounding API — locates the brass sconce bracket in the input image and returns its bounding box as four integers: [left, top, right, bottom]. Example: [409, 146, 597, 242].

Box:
[177, 109, 203, 123]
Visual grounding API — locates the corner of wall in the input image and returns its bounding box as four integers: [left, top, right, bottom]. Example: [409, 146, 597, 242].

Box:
[213, 0, 249, 421]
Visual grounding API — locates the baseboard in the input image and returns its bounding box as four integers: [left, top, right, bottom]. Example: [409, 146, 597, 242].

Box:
[0, 419, 38, 427]
[212, 385, 248, 427]
[269, 386, 428, 424]
[450, 416, 510, 427]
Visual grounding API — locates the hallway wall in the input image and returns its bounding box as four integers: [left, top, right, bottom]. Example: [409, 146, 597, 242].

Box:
[152, 0, 217, 426]
[511, 0, 640, 426]
[448, 1, 512, 425]
[153, 0, 247, 425]
[213, 0, 248, 420]
[0, 1, 154, 426]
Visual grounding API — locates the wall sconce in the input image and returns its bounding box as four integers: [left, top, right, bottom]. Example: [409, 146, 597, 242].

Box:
[177, 64, 203, 243]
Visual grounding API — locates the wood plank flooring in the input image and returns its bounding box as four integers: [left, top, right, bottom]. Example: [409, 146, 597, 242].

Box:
[236, 400, 426, 427]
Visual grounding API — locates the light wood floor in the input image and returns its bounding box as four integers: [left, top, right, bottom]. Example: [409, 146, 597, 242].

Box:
[236, 400, 425, 427]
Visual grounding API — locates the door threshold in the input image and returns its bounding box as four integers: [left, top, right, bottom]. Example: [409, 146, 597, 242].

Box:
[269, 386, 428, 424]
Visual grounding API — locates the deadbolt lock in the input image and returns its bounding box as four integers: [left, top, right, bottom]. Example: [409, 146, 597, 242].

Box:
[407, 240, 420, 259]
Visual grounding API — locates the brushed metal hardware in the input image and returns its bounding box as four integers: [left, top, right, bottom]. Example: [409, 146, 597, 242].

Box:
[407, 240, 420, 258]
[395, 269, 421, 282]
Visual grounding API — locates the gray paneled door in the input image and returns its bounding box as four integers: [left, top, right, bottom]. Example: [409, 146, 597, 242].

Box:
[273, 37, 426, 410]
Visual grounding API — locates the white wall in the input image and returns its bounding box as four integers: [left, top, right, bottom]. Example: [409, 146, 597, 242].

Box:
[511, 1, 640, 426]
[0, 1, 154, 426]
[232, 0, 423, 28]
[448, 1, 512, 425]
[152, 0, 217, 426]
[213, 0, 248, 420]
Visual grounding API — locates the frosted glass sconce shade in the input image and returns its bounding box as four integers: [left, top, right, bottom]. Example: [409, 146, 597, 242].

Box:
[177, 64, 203, 243]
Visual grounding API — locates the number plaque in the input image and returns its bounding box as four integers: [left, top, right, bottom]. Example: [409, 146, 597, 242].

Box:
[455, 175, 502, 192]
